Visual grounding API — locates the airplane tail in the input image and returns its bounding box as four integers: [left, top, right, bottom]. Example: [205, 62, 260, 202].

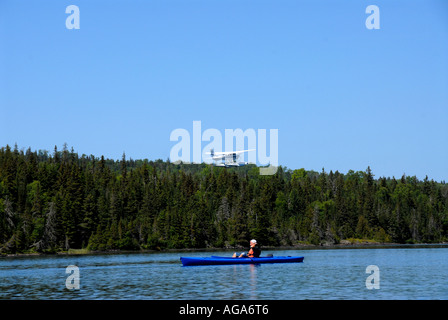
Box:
[210, 148, 214, 157]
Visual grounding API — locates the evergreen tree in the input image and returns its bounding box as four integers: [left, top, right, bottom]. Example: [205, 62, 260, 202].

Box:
[0, 145, 447, 253]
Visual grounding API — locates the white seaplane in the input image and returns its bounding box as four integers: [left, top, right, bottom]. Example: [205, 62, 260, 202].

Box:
[206, 148, 255, 167]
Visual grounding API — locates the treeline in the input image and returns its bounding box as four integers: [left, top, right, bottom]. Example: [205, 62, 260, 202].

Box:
[0, 144, 447, 254]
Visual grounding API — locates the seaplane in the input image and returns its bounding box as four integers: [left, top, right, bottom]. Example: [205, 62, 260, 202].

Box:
[206, 148, 255, 167]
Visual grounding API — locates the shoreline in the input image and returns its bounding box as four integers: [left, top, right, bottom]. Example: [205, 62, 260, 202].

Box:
[2, 240, 448, 257]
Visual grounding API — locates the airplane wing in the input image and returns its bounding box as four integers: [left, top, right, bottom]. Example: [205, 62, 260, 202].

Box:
[211, 149, 255, 156]
[231, 149, 255, 155]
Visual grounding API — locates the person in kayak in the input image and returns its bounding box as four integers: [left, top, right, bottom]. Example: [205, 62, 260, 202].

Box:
[232, 239, 261, 258]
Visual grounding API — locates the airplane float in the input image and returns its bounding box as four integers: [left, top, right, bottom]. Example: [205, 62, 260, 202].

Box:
[206, 149, 255, 167]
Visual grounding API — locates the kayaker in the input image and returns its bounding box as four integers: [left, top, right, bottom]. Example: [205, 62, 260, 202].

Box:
[232, 239, 261, 258]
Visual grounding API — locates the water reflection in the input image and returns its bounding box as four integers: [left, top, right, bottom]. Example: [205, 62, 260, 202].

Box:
[248, 264, 258, 299]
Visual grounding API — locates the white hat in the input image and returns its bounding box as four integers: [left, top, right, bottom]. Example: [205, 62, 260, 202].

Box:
[250, 239, 257, 244]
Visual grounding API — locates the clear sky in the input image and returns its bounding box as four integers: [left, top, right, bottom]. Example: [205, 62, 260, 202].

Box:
[1, 0, 447, 181]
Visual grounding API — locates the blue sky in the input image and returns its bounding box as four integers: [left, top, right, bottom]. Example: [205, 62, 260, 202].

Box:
[1, 0, 447, 181]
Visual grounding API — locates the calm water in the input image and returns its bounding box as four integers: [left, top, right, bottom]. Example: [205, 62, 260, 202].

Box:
[0, 246, 447, 300]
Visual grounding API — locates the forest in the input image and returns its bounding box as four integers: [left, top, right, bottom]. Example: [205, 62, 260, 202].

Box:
[0, 144, 447, 254]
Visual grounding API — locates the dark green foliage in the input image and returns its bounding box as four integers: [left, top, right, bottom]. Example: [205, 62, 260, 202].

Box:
[0, 145, 447, 254]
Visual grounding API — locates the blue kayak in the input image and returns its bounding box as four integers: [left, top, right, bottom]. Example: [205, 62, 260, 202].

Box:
[180, 256, 304, 266]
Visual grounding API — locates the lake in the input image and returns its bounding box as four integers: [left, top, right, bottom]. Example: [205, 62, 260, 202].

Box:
[0, 245, 447, 300]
